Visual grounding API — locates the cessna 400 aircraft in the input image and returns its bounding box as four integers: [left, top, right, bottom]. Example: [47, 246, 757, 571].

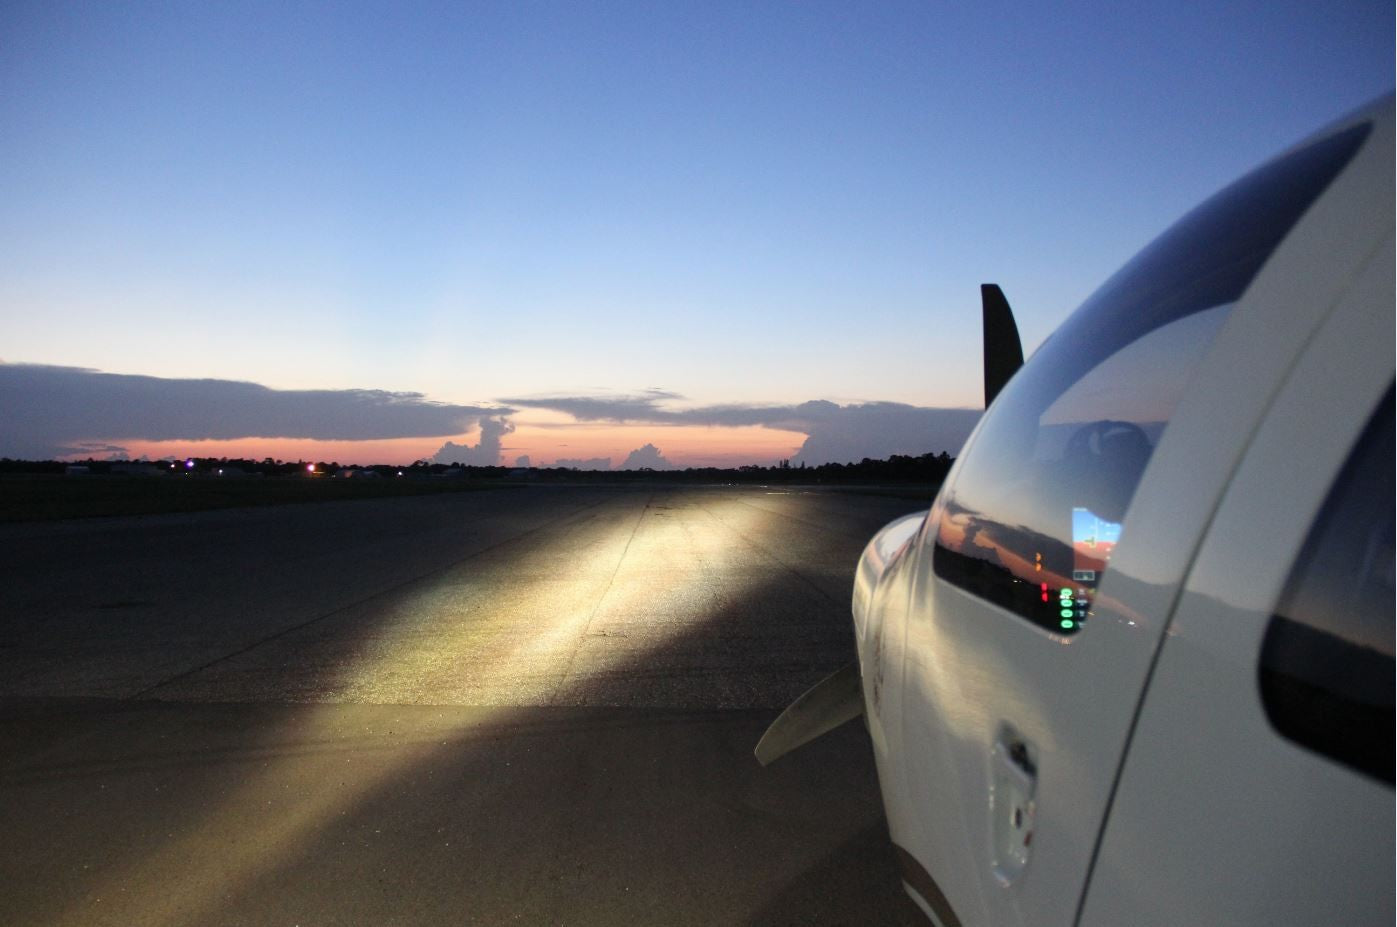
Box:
[758, 95, 1393, 926]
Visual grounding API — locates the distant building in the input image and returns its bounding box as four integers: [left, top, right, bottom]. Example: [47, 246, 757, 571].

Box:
[112, 462, 165, 477]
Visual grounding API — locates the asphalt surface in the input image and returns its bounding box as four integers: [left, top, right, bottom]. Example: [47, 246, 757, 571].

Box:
[0, 485, 931, 926]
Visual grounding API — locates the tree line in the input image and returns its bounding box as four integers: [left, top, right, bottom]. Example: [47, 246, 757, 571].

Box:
[0, 451, 954, 485]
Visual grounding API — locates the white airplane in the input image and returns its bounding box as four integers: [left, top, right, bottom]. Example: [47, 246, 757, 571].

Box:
[758, 95, 1393, 925]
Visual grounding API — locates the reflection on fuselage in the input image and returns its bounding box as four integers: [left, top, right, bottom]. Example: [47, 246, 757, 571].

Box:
[935, 504, 1090, 633]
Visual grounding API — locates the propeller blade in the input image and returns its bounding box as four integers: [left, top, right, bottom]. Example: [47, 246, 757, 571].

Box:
[981, 283, 1024, 407]
[754, 661, 864, 766]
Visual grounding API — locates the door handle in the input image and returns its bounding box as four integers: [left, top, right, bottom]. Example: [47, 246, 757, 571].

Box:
[991, 725, 1038, 886]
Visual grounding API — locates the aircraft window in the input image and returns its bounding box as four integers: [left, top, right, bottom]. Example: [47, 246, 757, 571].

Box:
[1259, 389, 1394, 785]
[932, 121, 1370, 635]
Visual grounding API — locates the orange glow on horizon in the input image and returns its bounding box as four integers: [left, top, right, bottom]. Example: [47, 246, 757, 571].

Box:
[110, 437, 451, 467]
[505, 418, 807, 469]
[98, 414, 809, 469]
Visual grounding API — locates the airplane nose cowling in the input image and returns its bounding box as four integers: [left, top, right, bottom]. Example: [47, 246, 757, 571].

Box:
[853, 510, 928, 644]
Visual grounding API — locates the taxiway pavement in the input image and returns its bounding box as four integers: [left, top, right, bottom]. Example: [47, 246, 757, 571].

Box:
[0, 485, 929, 925]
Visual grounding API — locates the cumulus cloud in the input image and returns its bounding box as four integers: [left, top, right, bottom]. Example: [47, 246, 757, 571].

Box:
[513, 454, 531, 468]
[618, 443, 675, 470]
[431, 416, 515, 466]
[0, 363, 509, 460]
[554, 457, 612, 471]
[430, 418, 519, 466]
[499, 392, 981, 466]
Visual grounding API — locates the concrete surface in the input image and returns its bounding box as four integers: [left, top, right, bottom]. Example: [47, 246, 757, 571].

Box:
[0, 485, 931, 925]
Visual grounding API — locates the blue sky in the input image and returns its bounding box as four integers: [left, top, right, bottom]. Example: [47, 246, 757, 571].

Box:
[1, 1, 1391, 465]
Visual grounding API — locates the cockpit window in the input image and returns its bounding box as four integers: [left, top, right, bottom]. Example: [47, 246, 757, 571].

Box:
[933, 121, 1370, 636]
[1260, 389, 1394, 785]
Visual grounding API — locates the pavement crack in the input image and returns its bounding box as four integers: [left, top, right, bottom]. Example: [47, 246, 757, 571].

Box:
[548, 491, 652, 703]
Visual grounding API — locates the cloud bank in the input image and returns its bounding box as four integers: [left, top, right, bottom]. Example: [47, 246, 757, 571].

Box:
[2, 364, 981, 467]
[1, 363, 509, 460]
[499, 392, 980, 466]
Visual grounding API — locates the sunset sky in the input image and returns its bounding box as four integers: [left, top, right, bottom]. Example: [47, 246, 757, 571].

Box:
[2, 1, 1390, 466]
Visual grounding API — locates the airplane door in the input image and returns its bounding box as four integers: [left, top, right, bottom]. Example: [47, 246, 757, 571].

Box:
[892, 303, 1237, 927]
[879, 120, 1377, 927]
[1078, 243, 1394, 926]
